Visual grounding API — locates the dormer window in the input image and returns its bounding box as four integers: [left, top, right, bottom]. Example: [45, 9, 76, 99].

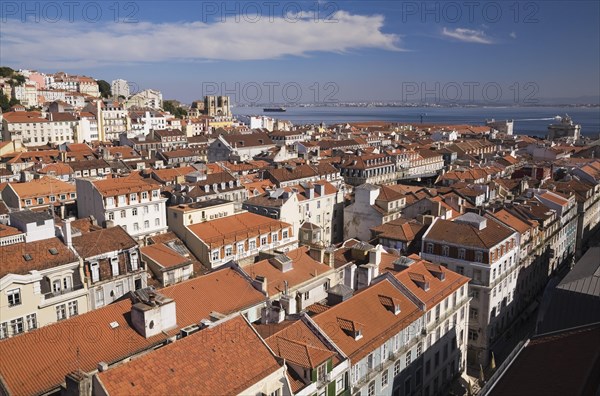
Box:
[475, 251, 483, 263]
[442, 245, 450, 257]
[426, 243, 434, 254]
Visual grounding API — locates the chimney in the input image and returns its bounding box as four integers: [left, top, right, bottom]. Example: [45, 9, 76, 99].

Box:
[369, 245, 384, 265]
[62, 219, 73, 249]
[253, 275, 268, 295]
[130, 288, 177, 338]
[324, 246, 336, 268]
[64, 370, 92, 396]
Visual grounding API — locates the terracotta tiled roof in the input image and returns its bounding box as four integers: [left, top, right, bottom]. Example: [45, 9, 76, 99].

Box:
[93, 177, 159, 197]
[313, 279, 421, 362]
[243, 246, 332, 296]
[187, 212, 291, 247]
[424, 217, 514, 249]
[97, 315, 281, 396]
[8, 177, 75, 199]
[267, 325, 336, 369]
[392, 258, 470, 310]
[71, 226, 137, 258]
[140, 243, 189, 269]
[0, 267, 265, 395]
[0, 237, 77, 278]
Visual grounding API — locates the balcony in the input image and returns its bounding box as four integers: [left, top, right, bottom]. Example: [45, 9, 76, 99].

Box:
[43, 283, 85, 300]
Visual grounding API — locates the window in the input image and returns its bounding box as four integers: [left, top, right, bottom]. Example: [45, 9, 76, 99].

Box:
[435, 305, 440, 320]
[394, 360, 401, 376]
[37, 197, 44, 204]
[25, 199, 32, 206]
[142, 192, 148, 200]
[237, 242, 245, 254]
[426, 243, 434, 254]
[70, 193, 76, 199]
[468, 329, 478, 341]
[152, 190, 159, 198]
[381, 370, 389, 388]
[317, 200, 321, 209]
[382, 343, 388, 360]
[108, 212, 114, 221]
[132, 208, 138, 216]
[96, 288, 105, 307]
[68, 301, 78, 317]
[434, 352, 440, 368]
[469, 307, 478, 319]
[155, 218, 160, 226]
[56, 304, 67, 321]
[282, 229, 289, 239]
[272, 233, 278, 242]
[458, 248, 466, 260]
[394, 333, 400, 351]
[249, 239, 256, 250]
[130, 193, 137, 202]
[120, 210, 126, 218]
[317, 363, 326, 381]
[144, 220, 149, 229]
[368, 381, 375, 396]
[304, 291, 309, 300]
[10, 318, 24, 335]
[7, 289, 21, 307]
[90, 262, 100, 283]
[406, 350, 412, 366]
[52, 279, 61, 293]
[417, 342, 422, 357]
[442, 245, 449, 256]
[225, 246, 233, 257]
[475, 251, 483, 262]
[26, 313, 37, 330]
[212, 250, 219, 261]
[404, 377, 412, 395]
[269, 390, 280, 396]
[63, 276, 71, 291]
[425, 359, 431, 376]
[367, 353, 374, 369]
[261, 235, 268, 245]
[144, 206, 149, 214]
[336, 376, 345, 394]
[133, 223, 139, 232]
[154, 204, 159, 212]
[50, 195, 56, 202]
[111, 257, 119, 276]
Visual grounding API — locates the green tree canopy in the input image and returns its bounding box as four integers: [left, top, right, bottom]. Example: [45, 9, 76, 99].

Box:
[97, 80, 111, 98]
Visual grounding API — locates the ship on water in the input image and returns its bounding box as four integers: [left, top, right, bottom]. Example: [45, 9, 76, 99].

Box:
[263, 107, 286, 112]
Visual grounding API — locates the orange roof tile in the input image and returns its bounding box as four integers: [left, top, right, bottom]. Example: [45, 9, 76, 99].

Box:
[97, 316, 281, 395]
[187, 212, 291, 246]
[313, 279, 421, 362]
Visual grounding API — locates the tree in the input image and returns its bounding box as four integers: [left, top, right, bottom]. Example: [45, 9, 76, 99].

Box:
[97, 80, 111, 98]
[0, 92, 21, 112]
[163, 100, 188, 119]
[0, 67, 15, 78]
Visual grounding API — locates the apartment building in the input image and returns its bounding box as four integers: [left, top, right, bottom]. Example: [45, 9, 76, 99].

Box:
[71, 225, 146, 310]
[0, 236, 87, 339]
[340, 153, 398, 186]
[2, 111, 79, 146]
[179, 211, 297, 269]
[244, 180, 344, 246]
[2, 177, 77, 218]
[344, 184, 407, 241]
[421, 212, 519, 366]
[76, 177, 167, 239]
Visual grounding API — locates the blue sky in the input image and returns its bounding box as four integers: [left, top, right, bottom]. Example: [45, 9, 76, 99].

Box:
[1, 1, 599, 104]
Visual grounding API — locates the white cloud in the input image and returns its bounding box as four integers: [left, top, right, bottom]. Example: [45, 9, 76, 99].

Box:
[510, 31, 517, 39]
[0, 11, 401, 68]
[441, 27, 494, 44]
